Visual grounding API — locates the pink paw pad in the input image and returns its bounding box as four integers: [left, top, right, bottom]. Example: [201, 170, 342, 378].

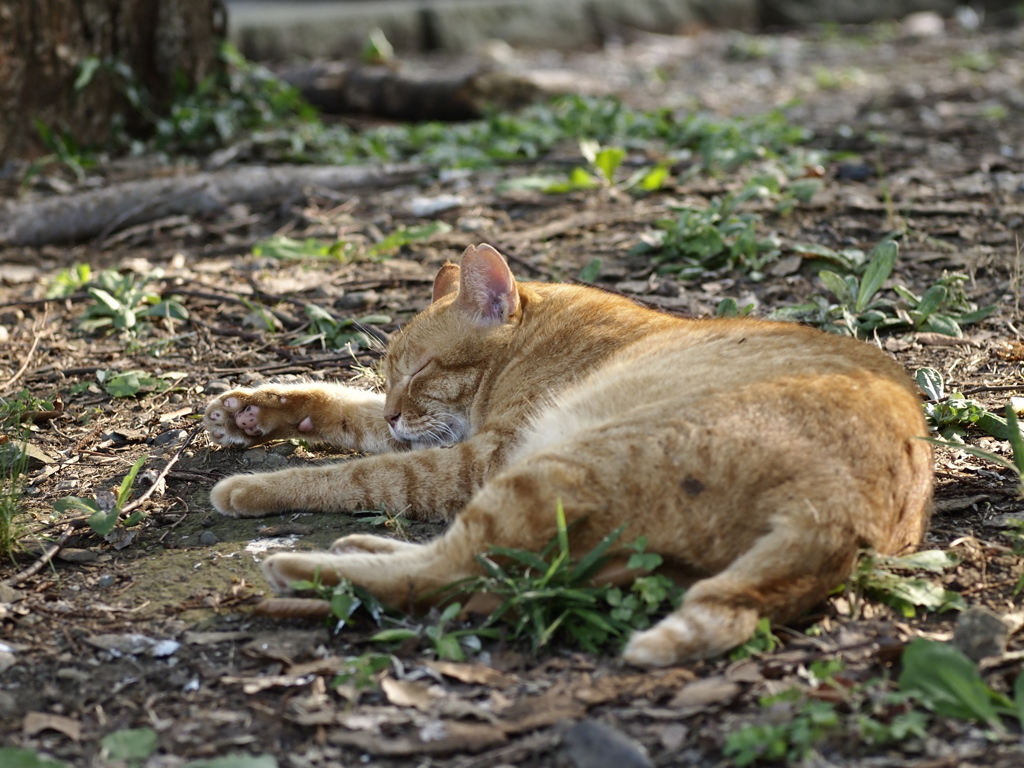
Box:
[235, 404, 261, 434]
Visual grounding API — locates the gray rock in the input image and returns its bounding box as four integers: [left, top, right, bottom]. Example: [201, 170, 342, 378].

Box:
[198, 530, 219, 546]
[952, 606, 1010, 662]
[563, 719, 653, 768]
[204, 379, 232, 395]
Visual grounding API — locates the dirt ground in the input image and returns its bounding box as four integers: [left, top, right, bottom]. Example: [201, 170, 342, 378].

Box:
[3, 18, 1024, 768]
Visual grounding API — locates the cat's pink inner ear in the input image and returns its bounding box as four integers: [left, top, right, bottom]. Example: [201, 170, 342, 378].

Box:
[432, 263, 461, 303]
[455, 244, 520, 324]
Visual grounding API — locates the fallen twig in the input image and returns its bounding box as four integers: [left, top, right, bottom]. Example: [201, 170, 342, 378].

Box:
[0, 163, 430, 247]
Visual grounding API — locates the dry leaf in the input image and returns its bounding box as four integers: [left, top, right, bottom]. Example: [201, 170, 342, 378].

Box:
[329, 720, 506, 755]
[381, 676, 442, 712]
[496, 680, 586, 734]
[574, 667, 696, 705]
[425, 660, 519, 688]
[668, 676, 741, 710]
[221, 674, 319, 694]
[914, 332, 975, 346]
[23, 711, 82, 741]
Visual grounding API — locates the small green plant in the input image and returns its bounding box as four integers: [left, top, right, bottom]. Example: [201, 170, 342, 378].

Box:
[76, 268, 188, 335]
[97, 369, 187, 398]
[251, 236, 358, 263]
[357, 508, 410, 538]
[0, 391, 50, 559]
[330, 652, 393, 692]
[715, 297, 756, 318]
[76, 42, 316, 155]
[724, 689, 840, 766]
[640, 183, 781, 279]
[54, 456, 147, 536]
[45, 263, 93, 298]
[371, 602, 497, 662]
[22, 120, 96, 186]
[440, 503, 682, 654]
[729, 618, 781, 660]
[501, 139, 668, 195]
[920, 400, 1024, 496]
[845, 549, 965, 618]
[773, 239, 994, 338]
[100, 728, 158, 765]
[899, 638, 1024, 732]
[725, 664, 929, 765]
[293, 306, 390, 350]
[916, 367, 1020, 441]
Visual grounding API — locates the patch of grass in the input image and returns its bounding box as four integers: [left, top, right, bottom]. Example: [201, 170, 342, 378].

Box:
[253, 221, 452, 266]
[725, 662, 929, 766]
[442, 503, 683, 654]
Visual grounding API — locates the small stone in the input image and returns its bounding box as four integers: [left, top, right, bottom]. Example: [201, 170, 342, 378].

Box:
[96, 574, 117, 589]
[0, 326, 8, 343]
[205, 379, 231, 395]
[153, 428, 187, 446]
[0, 691, 17, 717]
[953, 606, 1009, 661]
[198, 530, 219, 546]
[408, 194, 463, 217]
[336, 290, 379, 310]
[562, 719, 653, 768]
[58, 548, 99, 563]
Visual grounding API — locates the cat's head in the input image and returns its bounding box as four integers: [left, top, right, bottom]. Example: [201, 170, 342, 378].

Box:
[381, 244, 522, 449]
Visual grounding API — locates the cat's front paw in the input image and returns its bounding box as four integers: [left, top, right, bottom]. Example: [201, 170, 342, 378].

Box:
[203, 387, 314, 448]
[211, 474, 282, 517]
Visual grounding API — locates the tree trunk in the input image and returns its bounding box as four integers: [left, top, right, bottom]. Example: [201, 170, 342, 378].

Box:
[0, 0, 225, 165]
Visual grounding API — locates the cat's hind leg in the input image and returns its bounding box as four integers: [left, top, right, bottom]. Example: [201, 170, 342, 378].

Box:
[203, 383, 394, 452]
[622, 514, 859, 667]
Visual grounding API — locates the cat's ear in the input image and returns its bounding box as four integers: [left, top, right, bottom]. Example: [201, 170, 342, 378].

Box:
[432, 262, 461, 303]
[454, 244, 520, 325]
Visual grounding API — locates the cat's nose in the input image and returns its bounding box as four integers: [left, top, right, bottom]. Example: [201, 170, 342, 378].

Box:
[384, 411, 400, 427]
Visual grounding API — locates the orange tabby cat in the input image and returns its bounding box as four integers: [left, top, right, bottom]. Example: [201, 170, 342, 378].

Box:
[203, 243, 932, 667]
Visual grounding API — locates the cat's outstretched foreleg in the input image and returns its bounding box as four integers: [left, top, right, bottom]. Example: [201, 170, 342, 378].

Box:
[210, 432, 506, 519]
[203, 382, 395, 452]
